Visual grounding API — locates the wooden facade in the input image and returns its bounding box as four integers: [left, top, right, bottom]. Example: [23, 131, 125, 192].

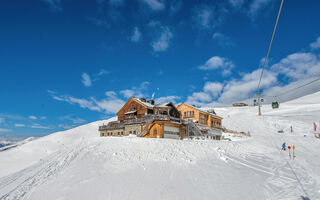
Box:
[100, 98, 222, 140]
[117, 97, 153, 121]
[177, 103, 222, 129]
[141, 120, 186, 139]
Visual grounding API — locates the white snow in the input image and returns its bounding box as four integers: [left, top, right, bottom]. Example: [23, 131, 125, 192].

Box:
[1, 92, 320, 200]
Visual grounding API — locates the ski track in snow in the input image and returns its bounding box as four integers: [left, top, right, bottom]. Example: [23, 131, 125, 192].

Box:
[1, 93, 320, 199]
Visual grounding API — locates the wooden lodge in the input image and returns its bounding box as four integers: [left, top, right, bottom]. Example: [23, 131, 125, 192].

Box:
[99, 97, 223, 140]
[177, 103, 222, 129]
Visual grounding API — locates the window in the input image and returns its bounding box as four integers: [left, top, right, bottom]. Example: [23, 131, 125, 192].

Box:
[154, 129, 157, 135]
[129, 131, 132, 134]
[133, 131, 136, 134]
[192, 111, 194, 117]
[184, 112, 186, 117]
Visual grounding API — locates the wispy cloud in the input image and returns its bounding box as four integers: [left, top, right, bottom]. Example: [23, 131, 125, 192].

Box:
[29, 116, 37, 120]
[120, 81, 150, 98]
[212, 33, 234, 48]
[59, 114, 87, 124]
[141, 0, 165, 11]
[31, 125, 52, 129]
[15, 124, 25, 127]
[151, 26, 173, 52]
[310, 36, 320, 50]
[82, 73, 92, 87]
[49, 91, 125, 114]
[130, 27, 142, 42]
[0, 128, 12, 133]
[248, 0, 272, 19]
[41, 0, 63, 11]
[193, 5, 227, 30]
[0, 118, 4, 124]
[199, 56, 234, 76]
[229, 0, 245, 8]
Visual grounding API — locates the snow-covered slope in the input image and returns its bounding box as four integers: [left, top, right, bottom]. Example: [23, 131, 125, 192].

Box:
[0, 93, 320, 200]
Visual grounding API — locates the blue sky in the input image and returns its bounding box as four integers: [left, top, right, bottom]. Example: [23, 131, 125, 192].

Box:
[1, 0, 320, 137]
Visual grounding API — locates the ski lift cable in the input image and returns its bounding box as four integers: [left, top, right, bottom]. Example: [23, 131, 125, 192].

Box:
[262, 77, 320, 98]
[256, 0, 284, 94]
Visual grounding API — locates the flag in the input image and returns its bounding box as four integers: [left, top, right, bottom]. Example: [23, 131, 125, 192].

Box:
[314, 122, 317, 132]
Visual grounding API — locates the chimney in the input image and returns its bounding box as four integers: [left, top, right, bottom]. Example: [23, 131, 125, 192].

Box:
[147, 99, 155, 105]
[140, 98, 146, 102]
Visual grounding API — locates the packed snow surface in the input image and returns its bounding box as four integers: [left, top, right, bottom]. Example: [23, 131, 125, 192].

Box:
[1, 92, 320, 200]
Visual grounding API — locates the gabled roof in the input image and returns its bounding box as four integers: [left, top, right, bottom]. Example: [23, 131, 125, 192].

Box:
[116, 97, 152, 115]
[134, 98, 154, 108]
[154, 102, 172, 108]
[177, 103, 223, 119]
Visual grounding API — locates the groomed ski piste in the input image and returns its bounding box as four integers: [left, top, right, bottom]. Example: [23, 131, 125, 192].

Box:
[1, 92, 320, 200]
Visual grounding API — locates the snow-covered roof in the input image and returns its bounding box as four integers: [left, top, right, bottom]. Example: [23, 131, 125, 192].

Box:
[125, 110, 137, 115]
[154, 102, 171, 108]
[134, 98, 154, 108]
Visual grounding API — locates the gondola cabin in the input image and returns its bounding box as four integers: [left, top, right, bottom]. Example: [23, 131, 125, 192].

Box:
[272, 101, 279, 109]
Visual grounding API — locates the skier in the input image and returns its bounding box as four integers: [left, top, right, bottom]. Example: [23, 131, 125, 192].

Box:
[290, 126, 293, 133]
[282, 142, 286, 151]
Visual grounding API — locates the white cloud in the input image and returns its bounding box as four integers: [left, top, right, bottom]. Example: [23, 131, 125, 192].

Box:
[59, 115, 87, 124]
[189, 38, 320, 106]
[248, 0, 272, 19]
[219, 69, 277, 104]
[193, 5, 227, 30]
[31, 125, 51, 129]
[82, 73, 92, 87]
[120, 89, 135, 98]
[229, 0, 245, 8]
[151, 26, 173, 52]
[40, 116, 47, 120]
[105, 91, 117, 98]
[120, 81, 150, 98]
[187, 92, 212, 104]
[203, 82, 223, 98]
[141, 0, 165, 10]
[199, 56, 234, 76]
[155, 96, 181, 104]
[0, 128, 12, 133]
[130, 27, 142, 42]
[212, 33, 234, 48]
[310, 36, 320, 50]
[49, 91, 125, 114]
[97, 69, 109, 76]
[0, 118, 4, 124]
[29, 116, 37, 120]
[271, 53, 320, 80]
[15, 124, 25, 127]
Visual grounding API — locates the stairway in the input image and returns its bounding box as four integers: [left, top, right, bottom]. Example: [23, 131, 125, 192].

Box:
[186, 121, 203, 137]
[137, 116, 155, 137]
